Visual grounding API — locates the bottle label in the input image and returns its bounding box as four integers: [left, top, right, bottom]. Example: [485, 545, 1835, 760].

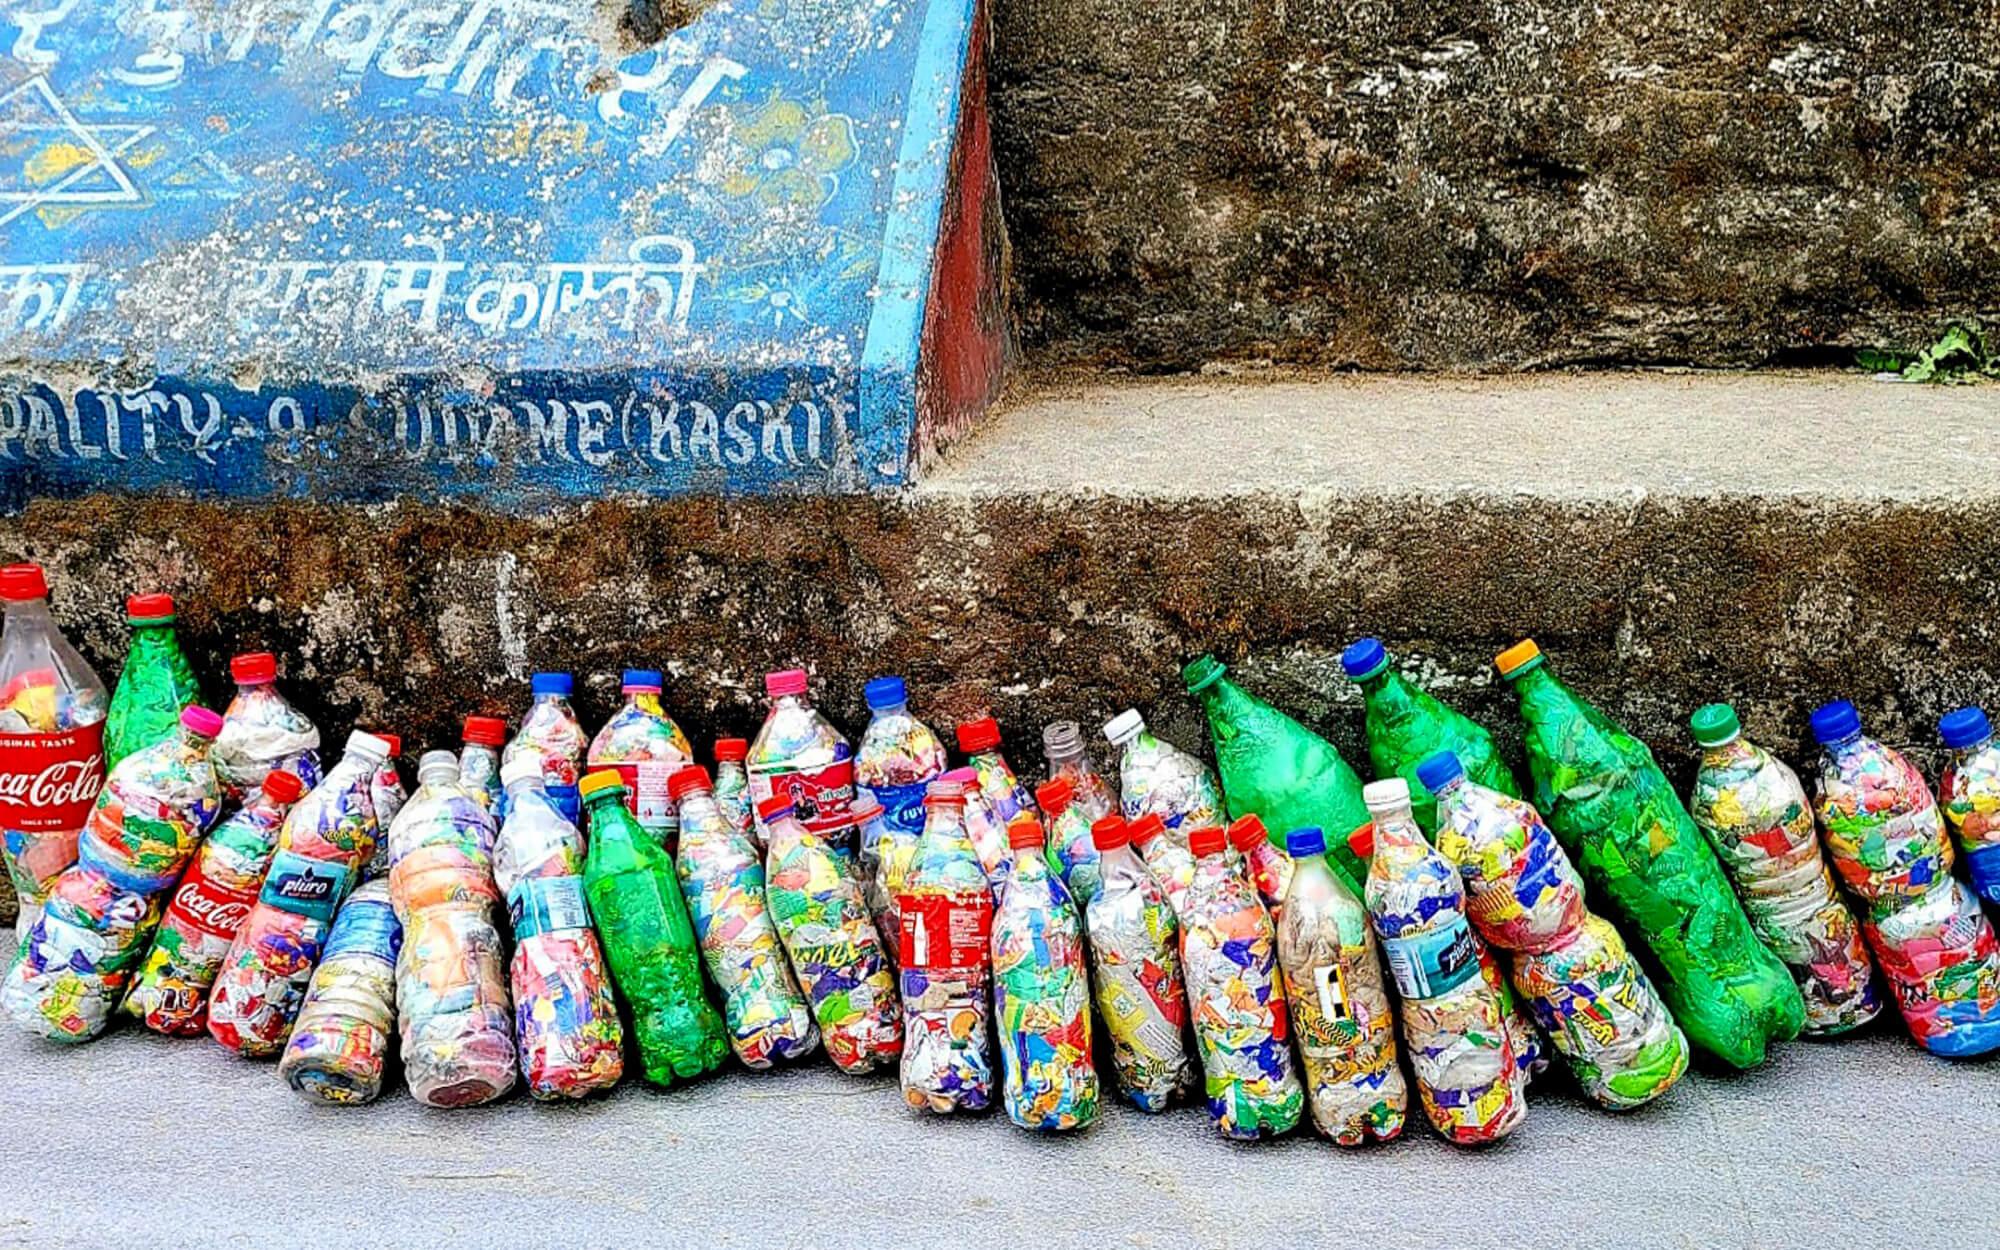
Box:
[261, 849, 351, 922]
[0, 724, 106, 834]
[1381, 916, 1480, 999]
[510, 875, 591, 940]
[167, 857, 258, 939]
[751, 758, 856, 837]
[324, 897, 402, 965]
[602, 762, 677, 839]
[899, 892, 991, 973]
[862, 780, 929, 841]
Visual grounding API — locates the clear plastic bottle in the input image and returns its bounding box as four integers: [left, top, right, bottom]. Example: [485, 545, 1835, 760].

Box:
[126, 768, 305, 1036]
[5, 706, 223, 1042]
[1104, 707, 1224, 835]
[365, 733, 408, 865]
[495, 757, 624, 1100]
[278, 878, 402, 1105]
[1275, 826, 1406, 1145]
[957, 715, 1037, 822]
[1939, 707, 2000, 908]
[868, 788, 925, 972]
[1687, 704, 1880, 1035]
[897, 777, 994, 1113]
[1043, 720, 1116, 822]
[940, 764, 1012, 898]
[459, 714, 507, 815]
[855, 675, 947, 851]
[747, 668, 856, 848]
[1083, 814, 1195, 1111]
[0, 563, 110, 939]
[1811, 700, 2000, 1057]
[1036, 777, 1101, 908]
[1425, 751, 1689, 1110]
[103, 593, 201, 773]
[992, 814, 1099, 1132]
[712, 737, 756, 849]
[851, 799, 901, 970]
[207, 731, 389, 1056]
[671, 765, 818, 1068]
[503, 672, 587, 826]
[211, 651, 321, 801]
[1359, 779, 1525, 1145]
[1229, 814, 1294, 913]
[586, 669, 694, 850]
[1128, 812, 1196, 919]
[387, 751, 516, 1107]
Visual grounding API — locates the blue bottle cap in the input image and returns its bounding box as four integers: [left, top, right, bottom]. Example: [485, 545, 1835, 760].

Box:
[1810, 700, 1862, 746]
[865, 676, 908, 711]
[1285, 826, 1327, 858]
[1340, 637, 1388, 681]
[1415, 751, 1466, 794]
[1940, 707, 1993, 750]
[531, 672, 573, 697]
[622, 668, 664, 691]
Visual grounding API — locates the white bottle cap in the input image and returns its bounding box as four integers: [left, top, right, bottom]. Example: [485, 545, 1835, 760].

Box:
[1102, 709, 1145, 746]
[500, 755, 543, 789]
[1362, 778, 1411, 814]
[345, 730, 392, 763]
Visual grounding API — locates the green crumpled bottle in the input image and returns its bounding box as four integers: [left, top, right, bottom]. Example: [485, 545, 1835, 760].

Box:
[103, 593, 202, 773]
[1496, 639, 1804, 1069]
[1183, 655, 1367, 895]
[1340, 637, 1520, 837]
[581, 769, 728, 1087]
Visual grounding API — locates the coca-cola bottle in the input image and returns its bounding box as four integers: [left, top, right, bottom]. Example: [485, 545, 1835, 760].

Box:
[0, 563, 109, 939]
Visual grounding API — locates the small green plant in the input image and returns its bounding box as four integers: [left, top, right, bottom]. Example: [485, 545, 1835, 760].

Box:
[1857, 323, 1999, 384]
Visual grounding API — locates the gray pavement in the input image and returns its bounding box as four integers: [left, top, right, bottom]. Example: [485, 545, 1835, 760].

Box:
[1, 933, 1994, 1250]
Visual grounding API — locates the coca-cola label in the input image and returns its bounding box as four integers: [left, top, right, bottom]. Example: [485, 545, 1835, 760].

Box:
[751, 758, 857, 838]
[167, 858, 257, 940]
[260, 849, 350, 922]
[0, 724, 106, 832]
[899, 891, 992, 974]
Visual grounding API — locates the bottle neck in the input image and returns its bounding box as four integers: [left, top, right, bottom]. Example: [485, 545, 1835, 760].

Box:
[1700, 736, 1758, 768]
[504, 777, 542, 798]
[1368, 805, 1426, 852]
[1954, 735, 1996, 761]
[2, 597, 51, 627]
[869, 700, 907, 719]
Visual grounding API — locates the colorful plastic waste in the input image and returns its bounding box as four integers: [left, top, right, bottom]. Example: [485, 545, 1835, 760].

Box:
[850, 798, 900, 970]
[495, 756, 624, 1099]
[1499, 639, 1804, 1068]
[0, 563, 110, 939]
[103, 594, 201, 773]
[503, 673, 587, 826]
[1342, 637, 1521, 837]
[459, 714, 507, 814]
[1179, 823, 1303, 1138]
[366, 734, 408, 860]
[1128, 811, 1197, 921]
[1688, 704, 1880, 1035]
[277, 878, 402, 1104]
[1939, 707, 2000, 907]
[991, 814, 1099, 1132]
[1229, 814, 1294, 913]
[855, 675, 947, 856]
[760, 794, 902, 1073]
[712, 737, 756, 848]
[586, 669, 693, 849]
[581, 769, 727, 1086]
[1185, 655, 1369, 893]
[1425, 751, 1689, 1110]
[1104, 707, 1224, 835]
[897, 776, 995, 1113]
[212, 651, 321, 801]
[958, 715, 1036, 822]
[748, 668, 855, 845]
[1358, 780, 1525, 1145]
[1037, 777, 1101, 908]
[4, 705, 223, 1042]
[1275, 826, 1406, 1145]
[672, 767, 818, 1067]
[1043, 720, 1117, 822]
[1811, 700, 2000, 1057]
[126, 769, 305, 1036]
[1082, 814, 1194, 1111]
[942, 764, 1012, 898]
[207, 731, 390, 1056]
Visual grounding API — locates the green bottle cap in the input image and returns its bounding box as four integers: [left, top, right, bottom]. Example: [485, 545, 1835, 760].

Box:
[1182, 654, 1227, 694]
[1689, 703, 1741, 747]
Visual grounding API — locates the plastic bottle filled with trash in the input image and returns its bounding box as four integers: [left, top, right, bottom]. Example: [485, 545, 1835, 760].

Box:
[1184, 655, 1369, 894]
[0, 563, 110, 940]
[1043, 720, 1117, 822]
[277, 878, 402, 1105]
[1811, 700, 2000, 1057]
[581, 769, 727, 1086]
[495, 756, 624, 1100]
[1104, 707, 1224, 834]
[1498, 639, 1804, 1069]
[211, 651, 321, 801]
[503, 673, 587, 826]
[748, 668, 855, 847]
[992, 813, 1099, 1132]
[1083, 814, 1195, 1111]
[5, 705, 223, 1042]
[366, 735, 408, 856]
[1358, 780, 1524, 1146]
[958, 715, 1037, 822]
[940, 764, 1013, 899]
[850, 798, 900, 971]
[1230, 814, 1294, 914]
[388, 751, 516, 1108]
[1342, 637, 1522, 837]
[1275, 826, 1406, 1145]
[865, 781, 925, 969]
[1129, 812, 1197, 919]
[207, 731, 389, 1056]
[587, 669, 694, 850]
[459, 715, 507, 815]
[855, 676, 947, 846]
[1425, 751, 1689, 1110]
[760, 794, 902, 1073]
[713, 737, 756, 848]
[1037, 777, 1101, 908]
[672, 766, 818, 1067]
[1939, 707, 2000, 908]
[103, 593, 201, 773]
[1687, 704, 1880, 1035]
[1179, 823, 1304, 1139]
[126, 768, 305, 1036]
[897, 776, 995, 1113]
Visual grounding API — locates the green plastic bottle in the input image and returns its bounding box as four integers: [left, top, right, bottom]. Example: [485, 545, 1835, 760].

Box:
[581, 769, 728, 1087]
[1496, 640, 1805, 1069]
[1340, 637, 1520, 836]
[1182, 655, 1367, 896]
[103, 593, 202, 772]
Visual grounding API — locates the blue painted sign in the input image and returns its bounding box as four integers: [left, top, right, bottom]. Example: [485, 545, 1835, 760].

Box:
[0, 0, 994, 507]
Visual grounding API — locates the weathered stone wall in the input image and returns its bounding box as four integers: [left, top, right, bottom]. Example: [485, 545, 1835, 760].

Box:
[990, 0, 2000, 369]
[7, 490, 1997, 916]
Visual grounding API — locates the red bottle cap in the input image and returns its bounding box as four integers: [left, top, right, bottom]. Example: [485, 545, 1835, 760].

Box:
[374, 733, 402, 758]
[1188, 825, 1228, 857]
[1227, 814, 1268, 853]
[262, 770, 308, 804]
[765, 669, 808, 697]
[0, 564, 47, 602]
[756, 795, 794, 823]
[1035, 777, 1072, 815]
[956, 715, 1001, 754]
[714, 737, 748, 763]
[125, 593, 175, 623]
[462, 715, 507, 747]
[1346, 822, 1376, 859]
[1126, 813, 1166, 848]
[668, 766, 712, 802]
[230, 652, 277, 684]
[1006, 814, 1045, 851]
[1090, 814, 1129, 851]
